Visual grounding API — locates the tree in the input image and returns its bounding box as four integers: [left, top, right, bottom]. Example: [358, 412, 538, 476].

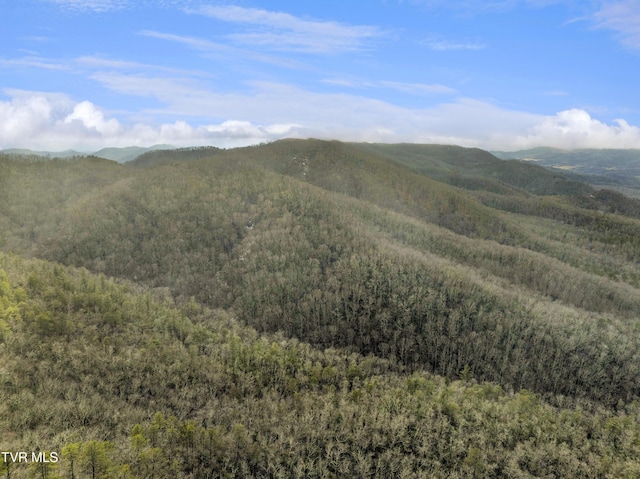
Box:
[61, 443, 81, 479]
[80, 442, 113, 479]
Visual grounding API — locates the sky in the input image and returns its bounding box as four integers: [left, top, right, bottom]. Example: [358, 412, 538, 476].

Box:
[1, 0, 640, 151]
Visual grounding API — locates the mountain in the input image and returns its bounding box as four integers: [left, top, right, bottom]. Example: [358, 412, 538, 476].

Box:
[353, 143, 593, 196]
[0, 144, 176, 162]
[2, 140, 640, 477]
[93, 144, 176, 162]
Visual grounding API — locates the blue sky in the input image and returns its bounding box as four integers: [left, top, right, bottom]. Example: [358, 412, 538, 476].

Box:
[2, 0, 640, 150]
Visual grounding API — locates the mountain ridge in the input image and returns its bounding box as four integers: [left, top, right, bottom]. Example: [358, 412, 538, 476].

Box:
[0, 144, 176, 162]
[2, 139, 640, 477]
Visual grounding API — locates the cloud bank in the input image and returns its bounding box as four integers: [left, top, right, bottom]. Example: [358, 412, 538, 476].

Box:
[0, 90, 301, 151]
[2, 89, 640, 151]
[514, 108, 640, 149]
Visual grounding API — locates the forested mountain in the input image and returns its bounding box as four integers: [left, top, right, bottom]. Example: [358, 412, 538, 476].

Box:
[2, 140, 640, 478]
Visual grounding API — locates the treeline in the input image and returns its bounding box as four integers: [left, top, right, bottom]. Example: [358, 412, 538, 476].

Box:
[2, 253, 640, 478]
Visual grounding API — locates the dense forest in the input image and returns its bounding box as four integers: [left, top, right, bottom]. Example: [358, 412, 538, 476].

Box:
[2, 139, 640, 477]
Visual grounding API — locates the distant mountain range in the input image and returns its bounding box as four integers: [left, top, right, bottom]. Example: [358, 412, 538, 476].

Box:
[493, 147, 640, 195]
[0, 144, 176, 162]
[4, 142, 640, 196]
[492, 146, 640, 175]
[492, 147, 640, 166]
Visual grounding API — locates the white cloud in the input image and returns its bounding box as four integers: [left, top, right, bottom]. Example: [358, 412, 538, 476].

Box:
[515, 108, 640, 149]
[86, 73, 442, 135]
[594, 0, 640, 50]
[407, 97, 543, 148]
[0, 90, 70, 140]
[188, 5, 381, 53]
[64, 101, 121, 136]
[3, 89, 640, 152]
[0, 90, 302, 150]
[45, 72, 543, 146]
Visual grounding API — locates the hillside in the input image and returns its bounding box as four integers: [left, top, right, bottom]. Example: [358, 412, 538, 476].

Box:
[2, 140, 640, 477]
[2, 253, 639, 478]
[352, 143, 596, 197]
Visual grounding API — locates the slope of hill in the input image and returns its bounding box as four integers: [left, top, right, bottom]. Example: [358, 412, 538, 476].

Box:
[2, 140, 640, 477]
[354, 143, 593, 196]
[2, 253, 639, 478]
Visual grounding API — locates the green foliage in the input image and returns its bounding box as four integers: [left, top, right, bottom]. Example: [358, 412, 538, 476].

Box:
[3, 143, 640, 404]
[0, 253, 639, 478]
[2, 141, 640, 477]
